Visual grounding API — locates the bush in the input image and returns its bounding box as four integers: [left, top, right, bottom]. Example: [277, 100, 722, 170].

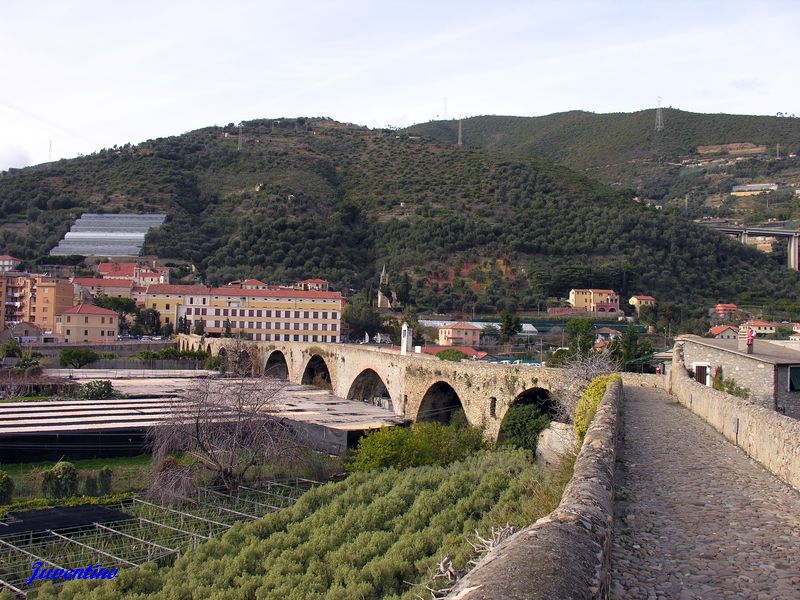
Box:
[59, 348, 99, 368]
[98, 352, 117, 359]
[436, 349, 468, 362]
[498, 403, 551, 452]
[574, 374, 621, 445]
[74, 380, 116, 400]
[204, 355, 223, 371]
[42, 461, 79, 498]
[0, 470, 14, 504]
[347, 422, 485, 472]
[83, 474, 99, 496]
[98, 466, 113, 495]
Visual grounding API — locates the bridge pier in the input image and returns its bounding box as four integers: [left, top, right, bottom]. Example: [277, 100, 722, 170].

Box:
[789, 234, 800, 271]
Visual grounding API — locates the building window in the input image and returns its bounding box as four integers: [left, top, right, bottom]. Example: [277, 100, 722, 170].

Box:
[84, 330, 88, 336]
[294, 311, 300, 318]
[322, 312, 328, 319]
[303, 323, 309, 330]
[312, 335, 318, 342]
[304, 311, 309, 318]
[293, 334, 299, 341]
[303, 335, 308, 342]
[789, 366, 800, 391]
[66, 329, 70, 335]
[332, 312, 338, 319]
[265, 310, 271, 317]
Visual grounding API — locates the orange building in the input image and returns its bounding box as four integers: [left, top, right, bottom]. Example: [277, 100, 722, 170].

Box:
[438, 322, 481, 347]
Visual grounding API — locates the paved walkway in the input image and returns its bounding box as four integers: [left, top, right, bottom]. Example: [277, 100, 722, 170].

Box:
[611, 386, 800, 600]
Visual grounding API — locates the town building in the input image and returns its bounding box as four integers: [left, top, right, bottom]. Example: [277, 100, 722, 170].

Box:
[740, 320, 781, 336]
[708, 325, 738, 340]
[0, 322, 44, 344]
[0, 274, 74, 330]
[714, 303, 739, 320]
[595, 327, 622, 342]
[143, 285, 211, 328]
[438, 322, 481, 347]
[72, 278, 135, 301]
[568, 289, 620, 313]
[296, 278, 330, 292]
[145, 283, 344, 342]
[628, 295, 656, 315]
[55, 304, 118, 343]
[680, 335, 800, 419]
[97, 262, 170, 285]
[0, 255, 21, 272]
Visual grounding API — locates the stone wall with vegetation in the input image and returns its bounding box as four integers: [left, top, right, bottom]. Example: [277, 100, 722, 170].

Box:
[619, 372, 666, 390]
[671, 344, 800, 491]
[447, 379, 622, 600]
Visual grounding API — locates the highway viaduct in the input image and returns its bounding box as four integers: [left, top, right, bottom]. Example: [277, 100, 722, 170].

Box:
[706, 223, 800, 270]
[178, 334, 580, 440]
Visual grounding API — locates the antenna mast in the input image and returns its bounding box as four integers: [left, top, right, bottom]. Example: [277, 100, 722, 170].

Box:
[237, 122, 243, 151]
[48, 140, 52, 162]
[457, 119, 463, 146]
[655, 97, 665, 132]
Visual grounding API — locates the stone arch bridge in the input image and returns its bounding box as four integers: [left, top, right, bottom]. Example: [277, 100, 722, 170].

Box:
[179, 335, 578, 439]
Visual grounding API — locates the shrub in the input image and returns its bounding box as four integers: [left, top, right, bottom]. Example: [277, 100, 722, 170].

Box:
[204, 355, 223, 371]
[98, 466, 113, 495]
[0, 470, 14, 504]
[42, 461, 79, 498]
[98, 352, 117, 359]
[498, 403, 551, 452]
[347, 422, 484, 472]
[59, 348, 98, 368]
[75, 380, 116, 400]
[436, 349, 468, 362]
[574, 374, 621, 445]
[83, 474, 99, 497]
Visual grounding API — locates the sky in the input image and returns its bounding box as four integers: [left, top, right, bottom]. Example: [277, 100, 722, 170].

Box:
[1, 0, 798, 171]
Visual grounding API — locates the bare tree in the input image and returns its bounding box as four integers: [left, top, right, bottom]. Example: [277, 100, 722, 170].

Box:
[219, 338, 261, 377]
[550, 350, 616, 423]
[148, 377, 299, 493]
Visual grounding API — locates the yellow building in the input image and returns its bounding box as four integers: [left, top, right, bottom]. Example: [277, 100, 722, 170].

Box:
[0, 274, 74, 331]
[568, 289, 620, 313]
[55, 303, 118, 343]
[628, 295, 656, 315]
[146, 283, 344, 342]
[438, 322, 481, 347]
[143, 284, 211, 328]
[72, 278, 135, 301]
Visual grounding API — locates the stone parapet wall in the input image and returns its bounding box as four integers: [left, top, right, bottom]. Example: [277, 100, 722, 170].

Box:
[447, 379, 622, 600]
[671, 345, 800, 491]
[619, 372, 666, 390]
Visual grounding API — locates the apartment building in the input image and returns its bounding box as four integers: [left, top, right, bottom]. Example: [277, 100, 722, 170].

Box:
[143, 285, 211, 327]
[437, 322, 481, 347]
[186, 288, 344, 342]
[55, 303, 118, 343]
[628, 295, 656, 315]
[568, 289, 620, 313]
[0, 274, 74, 330]
[0, 255, 21, 272]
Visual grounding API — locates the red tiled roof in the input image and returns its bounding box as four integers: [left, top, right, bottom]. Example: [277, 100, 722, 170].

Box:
[715, 303, 737, 309]
[299, 278, 328, 284]
[73, 278, 134, 288]
[744, 320, 780, 327]
[595, 327, 622, 335]
[0, 255, 20, 261]
[589, 289, 616, 293]
[709, 325, 738, 336]
[631, 295, 656, 301]
[209, 287, 342, 300]
[145, 284, 211, 295]
[60, 303, 117, 316]
[242, 279, 266, 285]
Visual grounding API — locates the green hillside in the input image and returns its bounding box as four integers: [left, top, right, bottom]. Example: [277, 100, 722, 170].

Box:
[1, 117, 799, 317]
[407, 109, 800, 169]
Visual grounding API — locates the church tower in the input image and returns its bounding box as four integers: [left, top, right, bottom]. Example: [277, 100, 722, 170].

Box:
[376, 265, 392, 309]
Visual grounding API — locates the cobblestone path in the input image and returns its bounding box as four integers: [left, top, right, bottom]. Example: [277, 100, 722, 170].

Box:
[611, 386, 800, 600]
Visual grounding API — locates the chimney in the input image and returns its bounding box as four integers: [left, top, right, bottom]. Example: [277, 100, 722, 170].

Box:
[738, 327, 754, 354]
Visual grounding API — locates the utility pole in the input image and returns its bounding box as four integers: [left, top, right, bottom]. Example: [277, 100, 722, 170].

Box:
[457, 119, 463, 146]
[237, 123, 243, 151]
[655, 97, 665, 132]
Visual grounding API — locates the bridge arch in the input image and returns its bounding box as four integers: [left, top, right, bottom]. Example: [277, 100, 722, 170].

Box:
[346, 368, 393, 411]
[497, 386, 555, 446]
[206, 344, 212, 354]
[264, 350, 289, 379]
[302, 355, 333, 389]
[417, 381, 465, 425]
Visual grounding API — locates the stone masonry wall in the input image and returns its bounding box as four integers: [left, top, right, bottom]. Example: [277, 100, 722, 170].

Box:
[681, 339, 776, 411]
[447, 379, 622, 600]
[671, 344, 800, 491]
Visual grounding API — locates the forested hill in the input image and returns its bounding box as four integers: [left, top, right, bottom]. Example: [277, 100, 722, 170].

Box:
[1, 117, 799, 316]
[405, 109, 800, 170]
